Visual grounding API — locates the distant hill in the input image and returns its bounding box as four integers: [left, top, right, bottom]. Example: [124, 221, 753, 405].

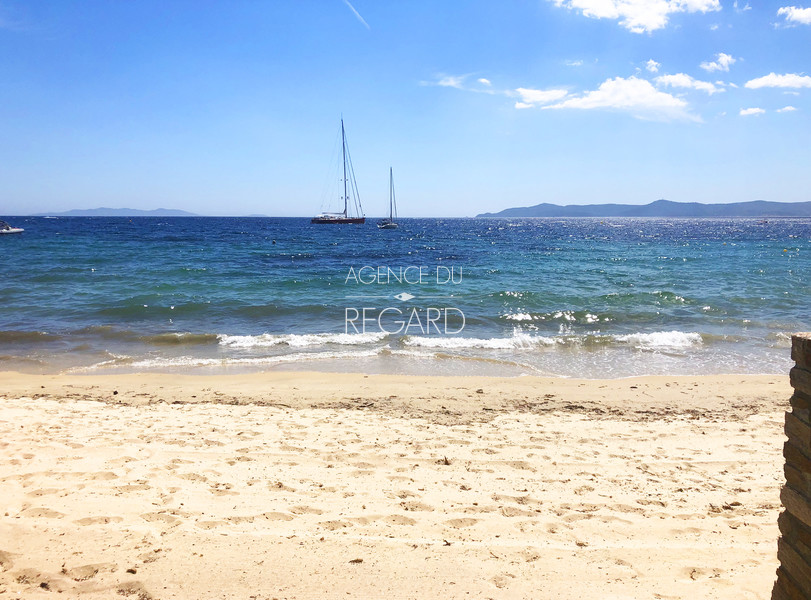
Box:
[33, 208, 198, 217]
[477, 199, 811, 218]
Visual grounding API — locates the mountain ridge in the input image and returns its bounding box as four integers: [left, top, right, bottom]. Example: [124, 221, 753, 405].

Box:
[476, 199, 811, 218]
[32, 208, 199, 217]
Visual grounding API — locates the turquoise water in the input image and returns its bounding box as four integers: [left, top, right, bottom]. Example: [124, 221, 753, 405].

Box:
[0, 216, 808, 377]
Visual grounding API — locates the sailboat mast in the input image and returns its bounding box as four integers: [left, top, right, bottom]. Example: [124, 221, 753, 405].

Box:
[342, 119, 348, 217]
[389, 167, 394, 220]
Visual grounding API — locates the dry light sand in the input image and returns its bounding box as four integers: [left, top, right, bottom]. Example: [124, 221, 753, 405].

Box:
[0, 371, 792, 599]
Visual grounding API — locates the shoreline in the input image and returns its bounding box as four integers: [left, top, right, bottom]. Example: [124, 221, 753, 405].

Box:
[0, 370, 792, 418]
[0, 371, 792, 598]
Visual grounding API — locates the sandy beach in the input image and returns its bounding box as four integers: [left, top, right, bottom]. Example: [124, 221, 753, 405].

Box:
[0, 371, 790, 599]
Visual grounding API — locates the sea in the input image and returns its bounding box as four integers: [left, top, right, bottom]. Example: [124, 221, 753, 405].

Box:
[1, 216, 809, 378]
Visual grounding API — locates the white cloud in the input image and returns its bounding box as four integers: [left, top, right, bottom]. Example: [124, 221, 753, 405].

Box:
[734, 1, 752, 12]
[709, 23, 719, 30]
[544, 76, 698, 121]
[478, 78, 492, 86]
[514, 87, 569, 109]
[700, 53, 736, 72]
[777, 105, 798, 112]
[655, 73, 723, 94]
[646, 59, 660, 73]
[549, 0, 721, 34]
[740, 107, 765, 115]
[565, 59, 584, 67]
[777, 6, 811, 25]
[745, 72, 811, 88]
[436, 75, 467, 89]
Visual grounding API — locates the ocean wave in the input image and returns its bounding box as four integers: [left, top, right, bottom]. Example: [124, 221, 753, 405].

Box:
[403, 330, 705, 352]
[403, 332, 557, 349]
[123, 348, 383, 369]
[138, 332, 219, 346]
[502, 310, 603, 323]
[613, 331, 703, 350]
[72, 326, 219, 346]
[0, 330, 61, 343]
[217, 332, 388, 348]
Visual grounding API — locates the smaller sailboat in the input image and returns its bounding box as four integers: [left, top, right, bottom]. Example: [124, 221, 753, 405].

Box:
[377, 168, 398, 230]
[0, 220, 23, 234]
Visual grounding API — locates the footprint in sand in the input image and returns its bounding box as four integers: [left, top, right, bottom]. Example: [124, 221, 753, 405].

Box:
[139, 512, 179, 525]
[177, 472, 208, 483]
[383, 514, 417, 526]
[115, 483, 152, 493]
[19, 507, 64, 519]
[290, 505, 324, 515]
[445, 518, 479, 528]
[195, 520, 226, 530]
[0, 549, 14, 572]
[116, 580, 155, 599]
[74, 516, 124, 526]
[500, 506, 538, 518]
[400, 501, 434, 512]
[11, 568, 69, 593]
[257, 512, 294, 521]
[138, 549, 164, 564]
[319, 520, 353, 530]
[62, 562, 117, 581]
[491, 573, 516, 589]
[683, 566, 723, 580]
[26, 488, 60, 497]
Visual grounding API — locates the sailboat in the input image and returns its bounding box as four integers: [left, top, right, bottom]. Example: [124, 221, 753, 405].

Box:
[377, 168, 398, 229]
[311, 119, 366, 224]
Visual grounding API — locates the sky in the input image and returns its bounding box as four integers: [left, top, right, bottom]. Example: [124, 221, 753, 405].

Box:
[0, 0, 809, 217]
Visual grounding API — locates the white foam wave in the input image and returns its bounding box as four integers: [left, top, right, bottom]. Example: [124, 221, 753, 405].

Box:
[217, 332, 387, 348]
[614, 331, 703, 350]
[503, 312, 534, 321]
[403, 333, 556, 350]
[121, 348, 383, 369]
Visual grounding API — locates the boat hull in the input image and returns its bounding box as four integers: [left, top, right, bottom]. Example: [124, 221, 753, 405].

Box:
[377, 222, 398, 229]
[0, 228, 23, 234]
[311, 217, 366, 224]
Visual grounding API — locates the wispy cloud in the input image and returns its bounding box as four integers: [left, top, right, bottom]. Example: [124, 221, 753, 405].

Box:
[740, 107, 765, 116]
[549, 0, 720, 34]
[777, 6, 811, 25]
[734, 1, 752, 12]
[426, 72, 706, 121]
[655, 73, 723, 95]
[435, 75, 466, 89]
[424, 74, 567, 107]
[745, 72, 811, 88]
[700, 53, 736, 73]
[564, 59, 584, 67]
[342, 0, 370, 30]
[646, 59, 660, 73]
[544, 76, 699, 122]
[422, 74, 498, 95]
[777, 105, 798, 112]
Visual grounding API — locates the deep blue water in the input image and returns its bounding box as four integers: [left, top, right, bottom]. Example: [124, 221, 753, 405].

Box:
[0, 216, 809, 377]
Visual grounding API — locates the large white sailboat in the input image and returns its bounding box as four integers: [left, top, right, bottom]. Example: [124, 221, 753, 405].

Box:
[312, 119, 366, 224]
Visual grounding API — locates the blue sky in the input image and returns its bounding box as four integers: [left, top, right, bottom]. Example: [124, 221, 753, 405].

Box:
[0, 0, 809, 217]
